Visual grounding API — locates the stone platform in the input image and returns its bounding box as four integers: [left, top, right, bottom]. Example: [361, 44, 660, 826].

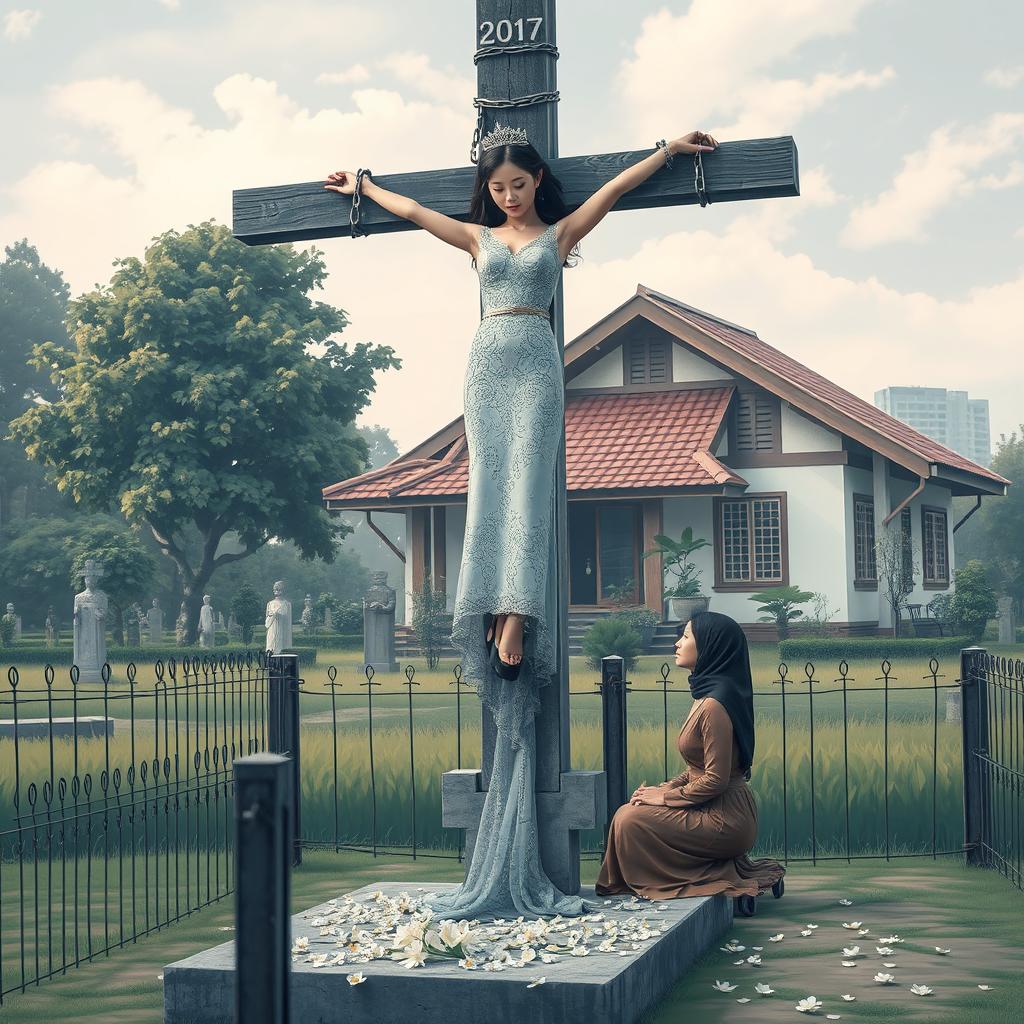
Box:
[163, 881, 732, 1024]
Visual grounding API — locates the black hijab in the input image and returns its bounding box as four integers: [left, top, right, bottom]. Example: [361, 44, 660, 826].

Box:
[682, 610, 755, 779]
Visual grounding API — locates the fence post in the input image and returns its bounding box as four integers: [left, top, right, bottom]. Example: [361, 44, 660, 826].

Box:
[600, 655, 627, 840]
[960, 645, 990, 868]
[234, 753, 292, 1024]
[268, 654, 302, 867]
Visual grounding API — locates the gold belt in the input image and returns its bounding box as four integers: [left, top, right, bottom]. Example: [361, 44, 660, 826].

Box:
[481, 305, 550, 319]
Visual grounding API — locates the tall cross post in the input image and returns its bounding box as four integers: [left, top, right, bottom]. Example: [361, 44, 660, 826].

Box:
[232, 0, 799, 895]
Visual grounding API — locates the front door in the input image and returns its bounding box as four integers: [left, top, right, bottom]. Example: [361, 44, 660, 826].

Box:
[568, 502, 641, 607]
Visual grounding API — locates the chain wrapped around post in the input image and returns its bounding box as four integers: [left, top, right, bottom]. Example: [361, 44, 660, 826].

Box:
[469, 40, 560, 164]
[349, 167, 374, 238]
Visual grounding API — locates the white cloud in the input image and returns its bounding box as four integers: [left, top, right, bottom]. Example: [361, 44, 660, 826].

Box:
[985, 65, 1024, 89]
[375, 51, 474, 110]
[158, 0, 181, 10]
[4, 9, 42, 41]
[841, 112, 1024, 248]
[318, 64, 373, 86]
[612, 0, 893, 141]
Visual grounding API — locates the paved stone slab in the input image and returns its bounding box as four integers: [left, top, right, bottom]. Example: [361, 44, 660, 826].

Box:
[164, 880, 732, 1024]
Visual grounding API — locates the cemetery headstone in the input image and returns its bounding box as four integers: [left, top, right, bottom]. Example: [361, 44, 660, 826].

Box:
[997, 595, 1016, 645]
[148, 597, 164, 644]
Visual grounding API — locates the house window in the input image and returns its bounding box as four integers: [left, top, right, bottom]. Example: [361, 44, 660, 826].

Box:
[732, 388, 779, 452]
[922, 506, 949, 587]
[714, 493, 787, 590]
[626, 335, 670, 384]
[853, 494, 877, 584]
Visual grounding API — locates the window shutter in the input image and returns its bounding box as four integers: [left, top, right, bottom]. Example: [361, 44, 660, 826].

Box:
[648, 337, 668, 383]
[734, 390, 777, 451]
[627, 336, 670, 384]
[628, 339, 648, 384]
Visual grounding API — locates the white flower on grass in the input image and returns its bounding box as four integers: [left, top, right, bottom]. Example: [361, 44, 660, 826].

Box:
[873, 972, 896, 984]
[935, 946, 951, 955]
[570, 945, 590, 957]
[806, 924, 819, 930]
[721, 942, 746, 952]
[878, 934, 903, 944]
[839, 898, 853, 905]
[801, 929, 814, 937]
[978, 984, 994, 990]
[826, 1016, 841, 1020]
[527, 977, 547, 988]
[751, 945, 763, 951]
[857, 928, 870, 937]
[291, 936, 310, 953]
[841, 922, 863, 930]
[458, 957, 477, 970]
[841, 994, 856, 1001]
[842, 946, 860, 957]
[736, 997, 751, 1002]
[768, 933, 785, 942]
[746, 955, 762, 966]
[346, 972, 366, 986]
[910, 984, 933, 996]
[882, 962, 898, 968]
[841, 961, 857, 968]
[754, 982, 775, 995]
[713, 980, 738, 992]
[875, 946, 894, 956]
[733, 959, 745, 966]
[795, 995, 823, 1013]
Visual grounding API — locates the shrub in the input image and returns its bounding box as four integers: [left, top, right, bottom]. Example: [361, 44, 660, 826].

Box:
[778, 635, 975, 662]
[581, 618, 642, 674]
[946, 561, 997, 643]
[231, 583, 264, 644]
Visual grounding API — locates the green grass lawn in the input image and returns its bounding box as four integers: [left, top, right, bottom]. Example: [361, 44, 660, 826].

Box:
[0, 851, 1020, 1022]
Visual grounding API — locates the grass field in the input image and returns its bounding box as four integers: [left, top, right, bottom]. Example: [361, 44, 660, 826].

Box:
[0, 850, 1021, 1022]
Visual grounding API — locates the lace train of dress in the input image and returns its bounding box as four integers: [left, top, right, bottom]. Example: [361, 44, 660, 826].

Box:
[422, 220, 590, 921]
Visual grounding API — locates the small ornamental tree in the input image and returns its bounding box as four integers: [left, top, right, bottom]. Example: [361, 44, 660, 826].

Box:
[231, 582, 264, 645]
[11, 220, 400, 641]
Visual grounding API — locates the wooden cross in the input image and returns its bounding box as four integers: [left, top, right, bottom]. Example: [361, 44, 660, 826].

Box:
[232, 0, 799, 895]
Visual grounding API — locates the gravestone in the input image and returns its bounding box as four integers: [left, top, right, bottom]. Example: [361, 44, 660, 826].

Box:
[124, 605, 142, 647]
[227, 611, 241, 641]
[363, 570, 398, 672]
[323, 604, 333, 631]
[168, 0, 796, 1016]
[148, 598, 164, 644]
[997, 595, 1016, 645]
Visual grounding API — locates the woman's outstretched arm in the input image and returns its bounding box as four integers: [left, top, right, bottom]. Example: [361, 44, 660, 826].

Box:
[558, 130, 717, 256]
[324, 171, 478, 255]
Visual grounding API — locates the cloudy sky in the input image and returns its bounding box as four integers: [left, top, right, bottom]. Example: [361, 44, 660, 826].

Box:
[2, 0, 1022, 456]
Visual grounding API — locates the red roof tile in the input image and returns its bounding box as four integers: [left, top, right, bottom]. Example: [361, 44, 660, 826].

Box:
[322, 387, 744, 506]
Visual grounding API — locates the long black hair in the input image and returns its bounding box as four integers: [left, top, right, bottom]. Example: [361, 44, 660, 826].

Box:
[468, 141, 582, 270]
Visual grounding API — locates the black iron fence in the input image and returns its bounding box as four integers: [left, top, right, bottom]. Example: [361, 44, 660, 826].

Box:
[961, 646, 1022, 890]
[0, 652, 270, 1004]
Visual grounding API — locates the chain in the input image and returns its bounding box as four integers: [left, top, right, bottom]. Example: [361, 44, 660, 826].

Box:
[469, 41, 560, 164]
[349, 167, 373, 238]
[694, 150, 712, 208]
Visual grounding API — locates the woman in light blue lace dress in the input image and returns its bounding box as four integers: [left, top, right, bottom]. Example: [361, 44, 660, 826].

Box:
[324, 127, 718, 919]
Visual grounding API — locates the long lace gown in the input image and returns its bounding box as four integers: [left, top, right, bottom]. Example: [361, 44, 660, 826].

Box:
[423, 219, 590, 921]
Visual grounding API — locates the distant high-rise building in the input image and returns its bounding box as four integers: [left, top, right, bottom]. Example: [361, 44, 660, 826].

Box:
[874, 386, 992, 468]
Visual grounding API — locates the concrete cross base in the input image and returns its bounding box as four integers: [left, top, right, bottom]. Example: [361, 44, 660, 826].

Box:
[163, 881, 732, 1024]
[441, 768, 607, 896]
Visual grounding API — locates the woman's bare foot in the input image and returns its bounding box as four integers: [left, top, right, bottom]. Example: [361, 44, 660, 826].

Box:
[487, 612, 524, 666]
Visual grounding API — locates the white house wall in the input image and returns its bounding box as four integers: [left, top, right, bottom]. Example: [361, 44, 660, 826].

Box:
[445, 504, 467, 616]
[781, 402, 843, 452]
[662, 464, 849, 625]
[567, 349, 623, 388]
[671, 342, 735, 382]
[843, 467, 954, 624]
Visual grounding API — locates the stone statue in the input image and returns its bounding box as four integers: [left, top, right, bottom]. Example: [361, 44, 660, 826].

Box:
[45, 605, 57, 647]
[175, 601, 188, 646]
[73, 559, 108, 683]
[148, 598, 164, 644]
[301, 593, 315, 636]
[5, 602, 22, 641]
[362, 570, 398, 672]
[124, 604, 142, 646]
[199, 594, 216, 648]
[997, 595, 1017, 645]
[264, 580, 293, 654]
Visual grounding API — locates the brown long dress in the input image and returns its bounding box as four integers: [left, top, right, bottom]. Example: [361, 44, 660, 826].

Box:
[595, 695, 786, 900]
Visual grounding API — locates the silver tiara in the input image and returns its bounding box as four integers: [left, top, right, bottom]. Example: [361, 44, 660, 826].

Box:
[481, 121, 529, 151]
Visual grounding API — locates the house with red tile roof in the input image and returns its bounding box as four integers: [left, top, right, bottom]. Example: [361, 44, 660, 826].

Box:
[322, 285, 1009, 640]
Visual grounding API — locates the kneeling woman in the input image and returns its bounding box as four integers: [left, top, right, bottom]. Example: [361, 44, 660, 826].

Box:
[596, 610, 785, 900]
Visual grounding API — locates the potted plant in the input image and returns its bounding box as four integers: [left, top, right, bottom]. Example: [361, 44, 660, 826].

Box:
[642, 526, 711, 623]
[614, 605, 660, 649]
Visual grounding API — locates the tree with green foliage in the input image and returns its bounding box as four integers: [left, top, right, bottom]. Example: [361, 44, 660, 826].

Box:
[0, 240, 71, 527]
[231, 583, 264, 645]
[749, 584, 815, 640]
[11, 220, 400, 642]
[68, 522, 156, 645]
[946, 559, 998, 643]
